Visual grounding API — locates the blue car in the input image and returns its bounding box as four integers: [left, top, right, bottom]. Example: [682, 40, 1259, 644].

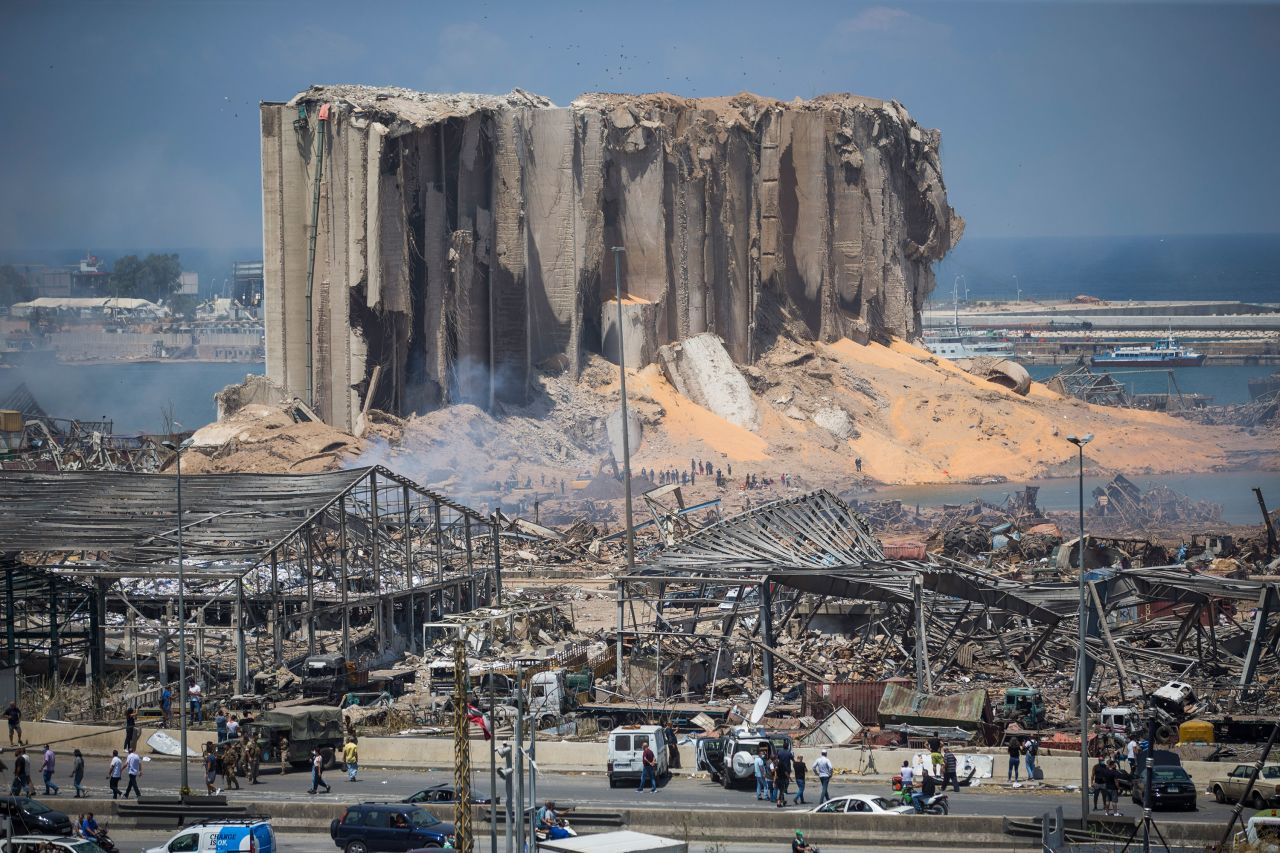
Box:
[330, 803, 454, 852]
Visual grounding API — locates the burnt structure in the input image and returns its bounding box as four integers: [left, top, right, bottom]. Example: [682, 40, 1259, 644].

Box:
[260, 87, 962, 428]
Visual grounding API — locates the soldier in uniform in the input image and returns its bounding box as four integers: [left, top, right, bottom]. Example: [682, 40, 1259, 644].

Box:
[278, 735, 290, 776]
[247, 733, 261, 784]
[220, 741, 241, 790]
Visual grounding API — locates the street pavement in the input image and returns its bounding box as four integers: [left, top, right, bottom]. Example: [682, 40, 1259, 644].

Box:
[105, 829, 972, 853]
[62, 756, 1240, 826]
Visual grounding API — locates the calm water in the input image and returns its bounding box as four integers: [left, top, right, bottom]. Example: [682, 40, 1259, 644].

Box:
[1026, 364, 1275, 406]
[0, 361, 263, 434]
[866, 470, 1279, 525]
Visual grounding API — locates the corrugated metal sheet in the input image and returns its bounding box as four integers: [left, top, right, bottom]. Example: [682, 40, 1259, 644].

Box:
[876, 683, 992, 728]
[804, 681, 894, 726]
[882, 542, 927, 560]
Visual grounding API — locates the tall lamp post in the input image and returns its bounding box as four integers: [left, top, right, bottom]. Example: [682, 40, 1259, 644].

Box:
[1066, 432, 1094, 823]
[161, 437, 194, 794]
[611, 246, 635, 687]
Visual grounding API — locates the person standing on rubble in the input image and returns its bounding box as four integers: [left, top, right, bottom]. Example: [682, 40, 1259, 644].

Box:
[5, 700, 23, 746]
[1006, 738, 1021, 782]
[812, 749, 833, 803]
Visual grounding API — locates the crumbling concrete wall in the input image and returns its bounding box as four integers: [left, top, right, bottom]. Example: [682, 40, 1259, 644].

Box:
[658, 333, 760, 432]
[261, 87, 961, 429]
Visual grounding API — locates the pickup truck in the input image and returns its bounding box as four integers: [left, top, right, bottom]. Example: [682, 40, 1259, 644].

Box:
[1210, 764, 1280, 809]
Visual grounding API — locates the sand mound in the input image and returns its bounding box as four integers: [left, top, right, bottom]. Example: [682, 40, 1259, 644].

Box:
[187, 339, 1276, 496]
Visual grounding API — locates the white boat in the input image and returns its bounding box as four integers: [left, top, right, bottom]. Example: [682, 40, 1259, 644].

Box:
[923, 330, 1015, 359]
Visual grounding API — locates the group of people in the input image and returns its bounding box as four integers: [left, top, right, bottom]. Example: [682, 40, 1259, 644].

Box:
[1005, 735, 1041, 782]
[6, 744, 104, 800]
[752, 742, 808, 807]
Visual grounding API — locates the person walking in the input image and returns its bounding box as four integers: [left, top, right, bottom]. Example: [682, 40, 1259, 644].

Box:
[41, 744, 60, 795]
[343, 737, 359, 782]
[71, 749, 85, 798]
[1006, 738, 1021, 782]
[1125, 737, 1138, 775]
[5, 700, 23, 747]
[11, 746, 33, 796]
[941, 746, 960, 793]
[773, 743, 793, 807]
[159, 685, 173, 728]
[107, 750, 123, 800]
[202, 743, 217, 795]
[124, 708, 138, 752]
[792, 754, 808, 805]
[123, 747, 142, 799]
[636, 739, 658, 793]
[215, 708, 228, 744]
[308, 748, 331, 795]
[812, 749, 833, 804]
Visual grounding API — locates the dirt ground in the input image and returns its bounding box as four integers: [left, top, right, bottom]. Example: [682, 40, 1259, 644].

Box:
[184, 337, 1277, 504]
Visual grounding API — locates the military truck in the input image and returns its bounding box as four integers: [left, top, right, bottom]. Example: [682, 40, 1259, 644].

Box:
[245, 705, 345, 770]
[301, 653, 368, 703]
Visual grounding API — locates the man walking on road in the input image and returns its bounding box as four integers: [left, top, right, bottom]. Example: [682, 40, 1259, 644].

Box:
[773, 743, 793, 807]
[792, 754, 808, 805]
[123, 747, 142, 799]
[941, 746, 959, 793]
[10, 746, 33, 796]
[343, 737, 359, 782]
[812, 750, 833, 803]
[41, 745, 59, 795]
[107, 750, 123, 799]
[636, 739, 658, 793]
[308, 748, 331, 795]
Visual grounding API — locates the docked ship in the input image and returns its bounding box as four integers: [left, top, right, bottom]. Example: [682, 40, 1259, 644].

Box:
[1090, 336, 1206, 368]
[923, 329, 1016, 359]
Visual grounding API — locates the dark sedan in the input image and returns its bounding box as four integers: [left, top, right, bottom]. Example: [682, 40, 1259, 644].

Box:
[1132, 766, 1197, 811]
[403, 784, 499, 806]
[0, 797, 74, 836]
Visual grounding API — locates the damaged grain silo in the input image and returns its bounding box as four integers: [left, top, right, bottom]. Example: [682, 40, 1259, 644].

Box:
[260, 86, 963, 429]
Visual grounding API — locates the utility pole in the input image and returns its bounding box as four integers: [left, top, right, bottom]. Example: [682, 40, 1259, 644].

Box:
[612, 246, 634, 698]
[452, 632, 472, 853]
[1067, 433, 1094, 825]
[161, 438, 193, 796]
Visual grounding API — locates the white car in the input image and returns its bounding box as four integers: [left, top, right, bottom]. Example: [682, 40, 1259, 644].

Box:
[1, 836, 108, 853]
[810, 794, 913, 815]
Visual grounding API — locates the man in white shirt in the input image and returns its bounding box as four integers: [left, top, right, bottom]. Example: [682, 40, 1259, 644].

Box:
[188, 681, 203, 723]
[123, 748, 142, 799]
[107, 750, 123, 799]
[1125, 738, 1138, 775]
[227, 716, 240, 740]
[812, 749, 834, 803]
[899, 759, 915, 793]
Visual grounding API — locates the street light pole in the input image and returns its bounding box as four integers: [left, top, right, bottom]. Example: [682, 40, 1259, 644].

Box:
[612, 247, 635, 694]
[1067, 433, 1094, 824]
[162, 437, 194, 795]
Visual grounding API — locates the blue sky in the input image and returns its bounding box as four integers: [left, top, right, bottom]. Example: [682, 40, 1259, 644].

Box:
[1, 0, 1276, 250]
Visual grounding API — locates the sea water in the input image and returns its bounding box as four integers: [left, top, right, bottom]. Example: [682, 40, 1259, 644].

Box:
[1025, 363, 1275, 406]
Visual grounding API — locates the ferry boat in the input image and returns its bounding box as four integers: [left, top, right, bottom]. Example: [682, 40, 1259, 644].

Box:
[1090, 336, 1206, 368]
[923, 330, 1015, 359]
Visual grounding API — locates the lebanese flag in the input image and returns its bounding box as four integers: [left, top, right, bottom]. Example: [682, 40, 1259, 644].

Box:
[467, 705, 492, 740]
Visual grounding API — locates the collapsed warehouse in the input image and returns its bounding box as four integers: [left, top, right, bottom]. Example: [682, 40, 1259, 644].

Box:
[3, 464, 1277, 753]
[259, 86, 961, 429]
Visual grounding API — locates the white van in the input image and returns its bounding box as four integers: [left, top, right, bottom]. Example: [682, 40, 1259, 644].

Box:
[142, 820, 275, 853]
[607, 724, 669, 788]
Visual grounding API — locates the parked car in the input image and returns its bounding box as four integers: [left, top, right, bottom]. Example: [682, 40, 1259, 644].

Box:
[329, 803, 454, 853]
[1211, 764, 1280, 808]
[1131, 765, 1197, 811]
[1, 836, 108, 853]
[142, 820, 275, 853]
[809, 794, 913, 815]
[0, 798, 73, 837]
[403, 783, 499, 806]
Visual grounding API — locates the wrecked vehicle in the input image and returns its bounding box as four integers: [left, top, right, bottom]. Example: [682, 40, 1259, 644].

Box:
[245, 705, 345, 769]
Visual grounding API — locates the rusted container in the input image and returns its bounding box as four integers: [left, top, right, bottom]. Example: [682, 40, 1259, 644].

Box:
[804, 680, 892, 726]
[882, 542, 927, 560]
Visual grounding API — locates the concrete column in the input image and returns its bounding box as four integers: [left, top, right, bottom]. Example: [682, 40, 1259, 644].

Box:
[234, 579, 247, 694]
